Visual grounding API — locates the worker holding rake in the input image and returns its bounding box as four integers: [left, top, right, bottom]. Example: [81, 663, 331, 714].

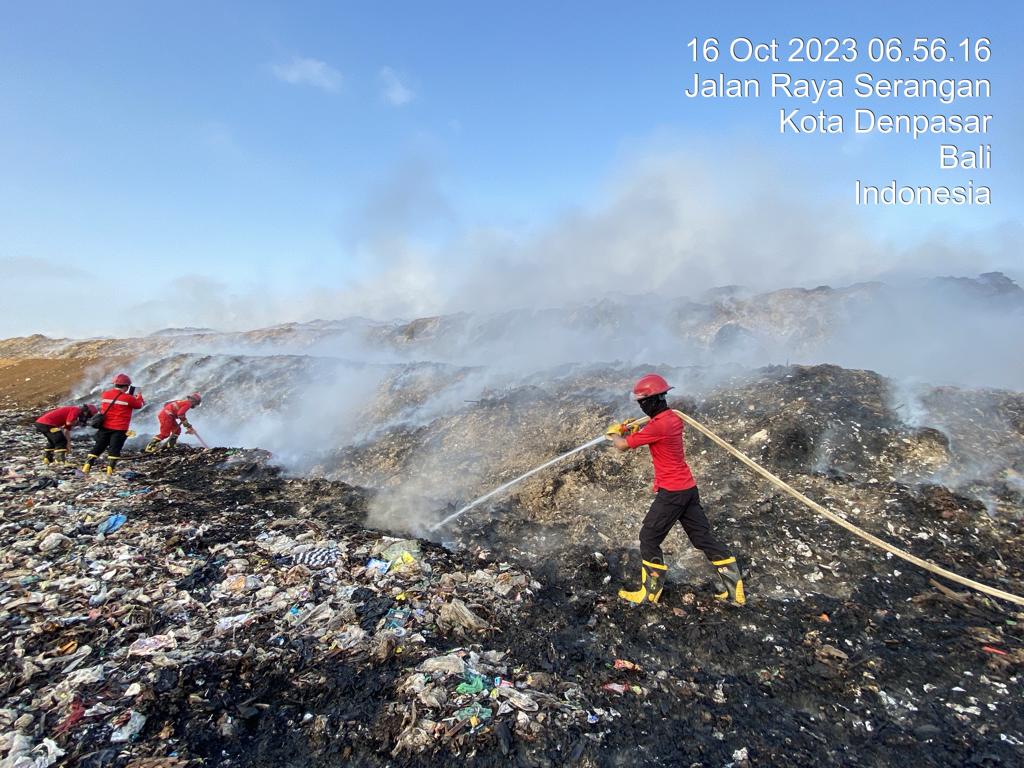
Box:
[145, 392, 203, 453]
[607, 373, 745, 606]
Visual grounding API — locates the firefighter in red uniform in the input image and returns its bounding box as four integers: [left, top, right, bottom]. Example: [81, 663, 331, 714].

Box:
[606, 373, 745, 606]
[83, 373, 145, 475]
[34, 403, 98, 465]
[144, 392, 202, 453]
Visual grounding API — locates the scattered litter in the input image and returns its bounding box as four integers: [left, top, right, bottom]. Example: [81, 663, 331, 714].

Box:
[0, 356, 1021, 767]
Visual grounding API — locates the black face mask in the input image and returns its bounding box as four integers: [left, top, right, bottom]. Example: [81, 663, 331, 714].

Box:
[638, 394, 668, 418]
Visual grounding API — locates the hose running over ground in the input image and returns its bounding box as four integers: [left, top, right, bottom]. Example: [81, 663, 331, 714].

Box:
[666, 410, 1024, 608]
[429, 406, 1023, 607]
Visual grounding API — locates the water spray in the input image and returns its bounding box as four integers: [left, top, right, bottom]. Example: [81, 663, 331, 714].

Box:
[428, 435, 607, 531]
[431, 409, 1024, 607]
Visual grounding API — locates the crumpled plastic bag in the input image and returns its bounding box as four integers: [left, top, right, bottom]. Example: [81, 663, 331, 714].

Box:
[213, 613, 252, 636]
[495, 686, 539, 712]
[96, 513, 127, 535]
[417, 654, 465, 677]
[437, 598, 490, 637]
[110, 710, 147, 743]
[128, 635, 177, 656]
[0, 734, 65, 768]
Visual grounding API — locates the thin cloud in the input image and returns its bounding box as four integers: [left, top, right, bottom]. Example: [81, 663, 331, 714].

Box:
[272, 57, 343, 92]
[379, 66, 414, 106]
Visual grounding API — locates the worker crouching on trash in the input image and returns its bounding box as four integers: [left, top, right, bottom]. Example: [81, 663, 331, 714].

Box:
[606, 373, 745, 606]
[83, 373, 145, 475]
[145, 392, 202, 453]
[34, 403, 98, 465]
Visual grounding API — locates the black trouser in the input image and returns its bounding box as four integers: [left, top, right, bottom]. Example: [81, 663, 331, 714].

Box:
[88, 428, 128, 460]
[35, 423, 68, 449]
[638, 487, 731, 564]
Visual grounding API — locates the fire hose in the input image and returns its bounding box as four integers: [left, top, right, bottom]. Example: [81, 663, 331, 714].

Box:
[188, 428, 210, 449]
[658, 410, 1024, 608]
[433, 409, 1024, 607]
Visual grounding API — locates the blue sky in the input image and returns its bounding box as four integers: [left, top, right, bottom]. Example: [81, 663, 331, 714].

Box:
[1, 1, 1021, 336]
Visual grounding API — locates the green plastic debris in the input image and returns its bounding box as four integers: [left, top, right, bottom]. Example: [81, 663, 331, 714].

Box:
[456, 673, 485, 695]
[454, 703, 492, 724]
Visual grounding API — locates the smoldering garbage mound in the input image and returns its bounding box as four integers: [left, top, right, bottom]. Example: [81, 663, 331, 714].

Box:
[2, 361, 1024, 767]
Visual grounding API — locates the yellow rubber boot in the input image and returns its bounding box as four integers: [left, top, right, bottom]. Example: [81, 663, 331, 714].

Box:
[712, 557, 745, 606]
[53, 449, 68, 465]
[42, 449, 54, 466]
[618, 559, 667, 604]
[105, 455, 120, 476]
[144, 438, 162, 454]
[82, 454, 98, 474]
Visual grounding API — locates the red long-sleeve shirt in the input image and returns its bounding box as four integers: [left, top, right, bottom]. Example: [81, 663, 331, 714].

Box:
[160, 399, 193, 423]
[98, 388, 144, 431]
[36, 405, 85, 429]
[625, 409, 697, 492]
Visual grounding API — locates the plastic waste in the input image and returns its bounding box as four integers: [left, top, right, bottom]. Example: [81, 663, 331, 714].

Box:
[110, 709, 147, 742]
[384, 607, 411, 630]
[213, 613, 252, 635]
[128, 634, 178, 656]
[418, 654, 466, 677]
[454, 703, 493, 725]
[96, 513, 127, 535]
[495, 686, 539, 712]
[293, 547, 339, 568]
[456, 673, 486, 695]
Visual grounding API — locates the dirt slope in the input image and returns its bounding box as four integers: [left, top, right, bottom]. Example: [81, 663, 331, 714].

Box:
[0, 358, 119, 411]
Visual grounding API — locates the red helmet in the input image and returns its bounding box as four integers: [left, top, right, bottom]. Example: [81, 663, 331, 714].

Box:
[113, 373, 132, 387]
[188, 392, 202, 405]
[632, 373, 673, 401]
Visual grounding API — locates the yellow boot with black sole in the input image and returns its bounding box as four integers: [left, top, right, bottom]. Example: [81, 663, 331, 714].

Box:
[618, 559, 668, 604]
[712, 557, 746, 606]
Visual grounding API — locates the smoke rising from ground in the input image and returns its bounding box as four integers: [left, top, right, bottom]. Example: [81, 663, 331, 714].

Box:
[20, 145, 1021, 533]
[55, 269, 1020, 536]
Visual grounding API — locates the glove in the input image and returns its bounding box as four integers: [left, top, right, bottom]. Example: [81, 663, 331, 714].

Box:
[186, 427, 195, 434]
[49, 427, 61, 433]
[605, 421, 638, 438]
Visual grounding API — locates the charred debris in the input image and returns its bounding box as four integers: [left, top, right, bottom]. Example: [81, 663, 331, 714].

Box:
[1, 363, 1023, 767]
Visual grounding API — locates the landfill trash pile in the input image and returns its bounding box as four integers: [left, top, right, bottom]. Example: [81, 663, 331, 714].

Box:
[2, 271, 1021, 410]
[3, 354, 1024, 766]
